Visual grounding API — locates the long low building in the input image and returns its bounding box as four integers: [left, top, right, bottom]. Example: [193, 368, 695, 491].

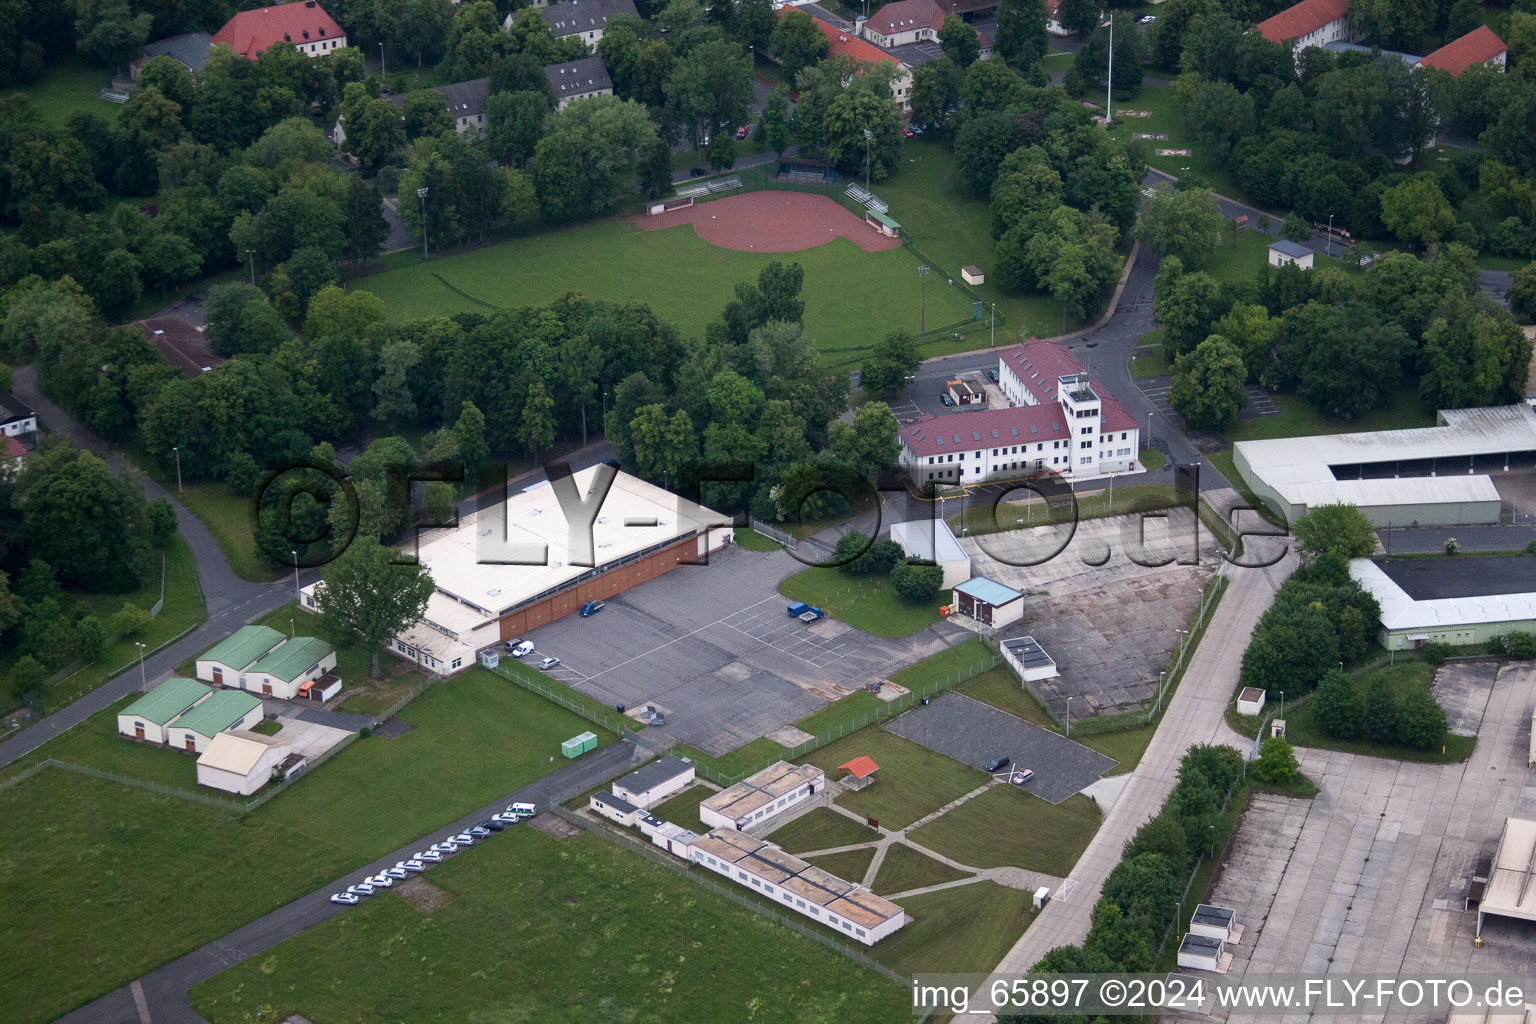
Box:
[1476, 817, 1536, 943]
[699, 761, 825, 831]
[1233, 404, 1536, 527]
[197, 729, 291, 795]
[689, 828, 906, 944]
[1350, 556, 1536, 650]
[302, 467, 730, 675]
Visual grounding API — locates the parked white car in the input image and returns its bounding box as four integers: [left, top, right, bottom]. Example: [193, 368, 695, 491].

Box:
[367, 873, 393, 888]
[491, 812, 519, 825]
[382, 867, 408, 880]
[467, 825, 491, 838]
[510, 640, 534, 658]
[331, 892, 360, 905]
[397, 860, 427, 873]
[452, 832, 476, 845]
[431, 842, 459, 855]
[347, 883, 375, 897]
[538, 656, 560, 670]
[414, 849, 443, 863]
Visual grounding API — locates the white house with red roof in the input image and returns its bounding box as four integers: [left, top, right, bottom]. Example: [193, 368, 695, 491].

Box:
[213, 1, 346, 60]
[1253, 0, 1355, 54]
[1045, 0, 1067, 36]
[897, 341, 1140, 487]
[1416, 25, 1507, 77]
[858, 0, 993, 55]
[775, 8, 915, 111]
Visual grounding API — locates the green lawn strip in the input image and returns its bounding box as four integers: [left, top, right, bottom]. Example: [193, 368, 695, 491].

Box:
[0, 535, 206, 712]
[0, 669, 614, 1024]
[1225, 661, 1475, 764]
[956, 666, 1056, 729]
[1204, 228, 1274, 287]
[1140, 449, 1167, 472]
[801, 729, 989, 831]
[763, 806, 879, 852]
[1079, 725, 1156, 777]
[672, 737, 790, 784]
[947, 482, 1182, 535]
[778, 566, 941, 638]
[651, 783, 713, 835]
[0, 694, 201, 790]
[11, 57, 121, 127]
[1151, 780, 1258, 972]
[871, 842, 971, 896]
[250, 719, 282, 736]
[890, 635, 996, 689]
[794, 690, 885, 736]
[879, 137, 1082, 340]
[806, 846, 878, 883]
[1129, 328, 1170, 378]
[879, 881, 1034, 976]
[733, 525, 783, 551]
[909, 788, 1101, 877]
[1222, 389, 1436, 444]
[188, 828, 911, 1024]
[353, 217, 976, 368]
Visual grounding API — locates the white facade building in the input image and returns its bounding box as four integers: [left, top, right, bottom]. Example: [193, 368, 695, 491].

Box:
[1254, 0, 1355, 55]
[699, 762, 825, 831]
[197, 730, 291, 795]
[612, 755, 695, 809]
[164, 690, 264, 753]
[889, 518, 971, 589]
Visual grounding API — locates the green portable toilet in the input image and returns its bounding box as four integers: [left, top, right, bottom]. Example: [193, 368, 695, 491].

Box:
[576, 730, 597, 753]
[561, 736, 584, 759]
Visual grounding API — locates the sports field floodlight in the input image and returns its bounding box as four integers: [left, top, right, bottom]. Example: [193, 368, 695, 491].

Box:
[918, 264, 930, 337]
[417, 186, 430, 260]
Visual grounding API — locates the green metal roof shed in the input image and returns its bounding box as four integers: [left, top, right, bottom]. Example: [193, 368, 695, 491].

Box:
[250, 636, 334, 682]
[198, 625, 284, 671]
[121, 677, 211, 726]
[867, 209, 900, 230]
[168, 690, 262, 739]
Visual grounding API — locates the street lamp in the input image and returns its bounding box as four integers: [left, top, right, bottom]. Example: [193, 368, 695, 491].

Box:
[918, 264, 930, 337]
[134, 641, 147, 689]
[171, 446, 182, 493]
[291, 549, 301, 603]
[244, 249, 256, 286]
[379, 42, 386, 87]
[417, 186, 430, 259]
[1065, 695, 1073, 738]
[1279, 689, 1285, 721]
[1326, 213, 1333, 258]
[862, 127, 873, 193]
[990, 303, 996, 348]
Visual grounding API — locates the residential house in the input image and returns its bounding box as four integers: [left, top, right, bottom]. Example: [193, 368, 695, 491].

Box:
[133, 32, 213, 81]
[213, 0, 347, 60]
[390, 77, 491, 133]
[1417, 25, 1507, 76]
[859, 0, 993, 57]
[0, 389, 37, 439]
[165, 689, 264, 753]
[1046, 0, 1067, 35]
[1, 435, 25, 480]
[544, 56, 613, 109]
[241, 635, 337, 700]
[777, 8, 915, 112]
[1253, 0, 1355, 54]
[116, 677, 213, 744]
[1268, 239, 1315, 269]
[195, 625, 286, 689]
[197, 730, 291, 795]
[508, 0, 639, 49]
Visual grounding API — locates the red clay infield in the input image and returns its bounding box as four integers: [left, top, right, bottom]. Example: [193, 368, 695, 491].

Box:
[631, 192, 903, 253]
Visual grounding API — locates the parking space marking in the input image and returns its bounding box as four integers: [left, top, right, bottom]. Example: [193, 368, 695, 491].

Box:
[580, 595, 786, 684]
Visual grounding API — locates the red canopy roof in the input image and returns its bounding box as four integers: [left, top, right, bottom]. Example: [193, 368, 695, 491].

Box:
[213, 1, 343, 60]
[1417, 25, 1507, 77]
[838, 756, 880, 779]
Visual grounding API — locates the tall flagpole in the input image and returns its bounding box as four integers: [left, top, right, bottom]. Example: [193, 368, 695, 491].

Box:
[1106, 13, 1113, 126]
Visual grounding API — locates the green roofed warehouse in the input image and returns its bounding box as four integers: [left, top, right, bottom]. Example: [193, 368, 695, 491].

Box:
[165, 689, 264, 753]
[116, 677, 212, 745]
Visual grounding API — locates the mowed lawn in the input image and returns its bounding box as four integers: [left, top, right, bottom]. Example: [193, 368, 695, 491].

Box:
[910, 787, 1101, 877]
[807, 846, 878, 882]
[189, 827, 912, 1024]
[765, 806, 879, 853]
[881, 881, 1034, 976]
[778, 566, 942, 638]
[0, 669, 611, 1024]
[10, 56, 122, 128]
[871, 842, 971, 896]
[353, 217, 975, 368]
[802, 729, 989, 830]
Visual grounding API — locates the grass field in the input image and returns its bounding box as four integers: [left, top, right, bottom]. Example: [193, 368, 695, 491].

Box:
[10, 57, 121, 129]
[802, 728, 988, 830]
[957, 666, 1056, 729]
[909, 788, 1101, 877]
[0, 669, 612, 1024]
[794, 689, 884, 735]
[1222, 389, 1437, 444]
[0, 536, 205, 713]
[652, 783, 713, 835]
[778, 566, 942, 638]
[880, 882, 1034, 976]
[1226, 661, 1476, 764]
[1130, 328, 1170, 378]
[764, 806, 879, 852]
[1080, 724, 1157, 776]
[877, 137, 1085, 340]
[189, 826, 912, 1024]
[353, 217, 975, 368]
[806, 846, 878, 882]
[890, 635, 997, 689]
[947, 482, 1182, 534]
[871, 842, 971, 896]
[733, 525, 782, 551]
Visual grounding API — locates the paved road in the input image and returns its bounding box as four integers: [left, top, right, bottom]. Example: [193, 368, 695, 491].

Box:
[1378, 522, 1536, 555]
[954, 540, 1297, 1021]
[55, 739, 643, 1024]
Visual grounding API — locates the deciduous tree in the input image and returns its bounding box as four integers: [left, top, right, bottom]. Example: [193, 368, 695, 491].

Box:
[1168, 335, 1246, 431]
[316, 534, 435, 677]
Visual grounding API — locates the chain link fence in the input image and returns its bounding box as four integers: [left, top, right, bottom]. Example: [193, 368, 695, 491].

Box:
[490, 661, 635, 735]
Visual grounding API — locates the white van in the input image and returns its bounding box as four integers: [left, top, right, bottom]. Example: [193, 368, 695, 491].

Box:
[508, 802, 536, 817]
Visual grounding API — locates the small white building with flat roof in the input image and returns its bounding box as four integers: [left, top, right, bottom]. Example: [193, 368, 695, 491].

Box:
[1267, 239, 1315, 269]
[613, 755, 695, 809]
[1001, 635, 1057, 681]
[890, 518, 971, 589]
[699, 761, 825, 831]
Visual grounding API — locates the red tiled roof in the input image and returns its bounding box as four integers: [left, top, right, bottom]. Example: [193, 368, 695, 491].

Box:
[778, 7, 901, 68]
[901, 405, 1069, 457]
[2, 436, 25, 459]
[838, 756, 879, 779]
[1253, 0, 1349, 44]
[213, 1, 343, 60]
[1417, 25, 1507, 76]
[999, 340, 1139, 432]
[865, 0, 940, 36]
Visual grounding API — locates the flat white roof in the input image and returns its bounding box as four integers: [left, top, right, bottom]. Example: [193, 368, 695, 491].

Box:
[890, 518, 968, 564]
[1350, 559, 1536, 632]
[415, 467, 728, 625]
[1235, 404, 1536, 510]
[1482, 818, 1536, 924]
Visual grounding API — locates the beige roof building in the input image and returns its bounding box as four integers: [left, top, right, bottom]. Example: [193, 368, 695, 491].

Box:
[699, 762, 825, 831]
[196, 730, 291, 796]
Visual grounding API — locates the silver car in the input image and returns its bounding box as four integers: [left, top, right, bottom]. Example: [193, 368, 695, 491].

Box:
[397, 860, 427, 873]
[367, 873, 393, 888]
[414, 849, 443, 863]
[331, 892, 360, 905]
[382, 867, 408, 880]
[347, 883, 375, 897]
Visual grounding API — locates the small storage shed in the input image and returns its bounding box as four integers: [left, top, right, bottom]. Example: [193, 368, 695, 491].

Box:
[1189, 904, 1240, 943]
[614, 755, 696, 809]
[117, 677, 212, 745]
[1237, 687, 1267, 716]
[297, 674, 342, 703]
[196, 729, 290, 795]
[953, 576, 1026, 628]
[837, 755, 880, 791]
[1176, 932, 1226, 972]
[961, 265, 984, 285]
[165, 689, 263, 753]
[196, 625, 285, 688]
[865, 208, 901, 238]
[1001, 636, 1057, 682]
[1267, 239, 1315, 269]
[589, 790, 641, 826]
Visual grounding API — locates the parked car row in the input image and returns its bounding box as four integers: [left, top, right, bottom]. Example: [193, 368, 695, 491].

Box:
[504, 637, 562, 671]
[329, 803, 539, 905]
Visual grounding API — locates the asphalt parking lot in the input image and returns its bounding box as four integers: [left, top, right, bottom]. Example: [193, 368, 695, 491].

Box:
[884, 692, 1115, 803]
[516, 545, 969, 756]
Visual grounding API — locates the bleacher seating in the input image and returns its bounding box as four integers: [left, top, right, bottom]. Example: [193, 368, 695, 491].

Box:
[707, 176, 742, 193]
[784, 169, 825, 184]
[866, 196, 889, 214]
[675, 182, 710, 198]
[846, 184, 872, 204]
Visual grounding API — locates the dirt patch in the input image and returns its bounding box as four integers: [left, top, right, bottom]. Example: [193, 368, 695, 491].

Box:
[395, 877, 451, 913]
[370, 718, 415, 739]
[631, 192, 902, 254]
[530, 813, 583, 839]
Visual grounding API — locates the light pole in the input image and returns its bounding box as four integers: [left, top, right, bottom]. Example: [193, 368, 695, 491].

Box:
[379, 42, 386, 88]
[1065, 696, 1073, 738]
[1105, 12, 1114, 126]
[1156, 669, 1166, 713]
[918, 264, 930, 337]
[171, 446, 182, 493]
[134, 641, 147, 689]
[1279, 689, 1285, 721]
[990, 303, 996, 348]
[862, 127, 872, 193]
[245, 249, 256, 286]
[1147, 409, 1154, 444]
[289, 617, 295, 639]
[417, 186, 430, 259]
[291, 549, 301, 603]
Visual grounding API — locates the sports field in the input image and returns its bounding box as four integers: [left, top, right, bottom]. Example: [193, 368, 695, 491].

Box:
[354, 211, 976, 369]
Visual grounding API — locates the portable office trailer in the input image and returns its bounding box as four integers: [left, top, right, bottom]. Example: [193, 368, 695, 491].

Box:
[1177, 933, 1225, 972]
